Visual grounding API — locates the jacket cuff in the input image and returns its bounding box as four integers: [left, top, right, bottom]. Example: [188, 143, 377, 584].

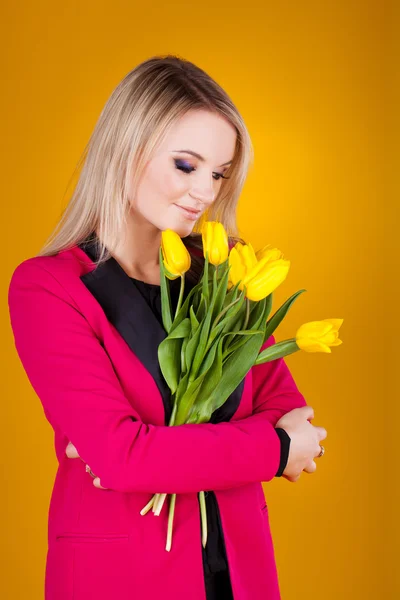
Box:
[274, 428, 291, 477]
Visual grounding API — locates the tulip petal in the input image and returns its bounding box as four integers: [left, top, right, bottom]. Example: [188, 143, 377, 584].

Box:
[297, 338, 332, 353]
[202, 221, 229, 266]
[329, 338, 343, 346]
[161, 229, 191, 276]
[246, 263, 289, 300]
[212, 222, 229, 265]
[228, 247, 246, 290]
[242, 255, 270, 284]
[256, 246, 283, 262]
[322, 318, 344, 330]
[240, 244, 258, 272]
[296, 320, 332, 339]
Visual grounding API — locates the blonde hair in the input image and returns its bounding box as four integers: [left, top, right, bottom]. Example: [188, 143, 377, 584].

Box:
[37, 54, 252, 281]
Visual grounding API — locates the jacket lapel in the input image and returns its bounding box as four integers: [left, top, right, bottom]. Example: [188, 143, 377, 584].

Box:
[77, 233, 244, 425]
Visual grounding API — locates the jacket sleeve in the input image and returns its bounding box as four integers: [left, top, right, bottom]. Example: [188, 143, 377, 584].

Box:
[251, 334, 308, 426]
[251, 335, 308, 477]
[8, 260, 282, 494]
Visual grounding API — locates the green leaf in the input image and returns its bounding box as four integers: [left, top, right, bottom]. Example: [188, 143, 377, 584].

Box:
[189, 305, 199, 334]
[255, 339, 300, 365]
[211, 263, 231, 324]
[159, 247, 172, 333]
[202, 253, 209, 303]
[207, 290, 245, 348]
[190, 270, 232, 379]
[170, 280, 202, 333]
[186, 336, 225, 424]
[158, 337, 183, 394]
[175, 370, 190, 403]
[202, 328, 265, 414]
[264, 292, 273, 324]
[212, 266, 217, 298]
[223, 280, 241, 308]
[174, 374, 206, 425]
[196, 338, 220, 378]
[222, 329, 264, 360]
[223, 297, 267, 356]
[185, 316, 204, 373]
[263, 289, 307, 344]
[167, 318, 191, 339]
[157, 318, 190, 393]
[247, 297, 267, 331]
[196, 293, 207, 322]
[222, 293, 246, 331]
[181, 336, 189, 374]
[186, 328, 262, 424]
[220, 294, 246, 351]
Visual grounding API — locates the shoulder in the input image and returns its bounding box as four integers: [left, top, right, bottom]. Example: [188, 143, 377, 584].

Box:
[8, 246, 87, 301]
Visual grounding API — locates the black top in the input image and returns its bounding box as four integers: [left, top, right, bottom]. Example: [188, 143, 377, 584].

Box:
[128, 275, 291, 590]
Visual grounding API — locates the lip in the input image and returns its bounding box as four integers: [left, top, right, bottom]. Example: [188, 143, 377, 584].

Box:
[174, 204, 201, 220]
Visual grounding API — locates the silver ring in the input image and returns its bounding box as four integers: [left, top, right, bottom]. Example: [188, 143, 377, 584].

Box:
[317, 445, 325, 458]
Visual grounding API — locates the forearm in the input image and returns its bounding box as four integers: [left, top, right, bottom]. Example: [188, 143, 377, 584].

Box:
[9, 261, 282, 495]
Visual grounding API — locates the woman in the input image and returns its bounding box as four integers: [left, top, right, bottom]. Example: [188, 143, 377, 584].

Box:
[8, 55, 327, 600]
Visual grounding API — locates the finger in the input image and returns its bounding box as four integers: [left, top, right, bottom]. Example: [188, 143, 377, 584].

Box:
[302, 405, 314, 421]
[315, 441, 326, 458]
[303, 460, 317, 474]
[282, 473, 301, 483]
[65, 442, 81, 459]
[93, 477, 108, 490]
[317, 427, 328, 441]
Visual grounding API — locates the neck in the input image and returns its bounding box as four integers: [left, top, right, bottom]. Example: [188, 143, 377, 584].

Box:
[97, 211, 162, 281]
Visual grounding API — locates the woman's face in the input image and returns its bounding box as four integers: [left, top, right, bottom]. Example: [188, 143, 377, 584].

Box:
[128, 109, 237, 237]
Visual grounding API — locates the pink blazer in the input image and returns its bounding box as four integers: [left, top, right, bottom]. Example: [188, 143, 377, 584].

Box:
[8, 242, 307, 600]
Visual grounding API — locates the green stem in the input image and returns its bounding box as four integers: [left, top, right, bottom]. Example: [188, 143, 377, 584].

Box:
[153, 493, 167, 514]
[166, 493, 176, 552]
[198, 491, 208, 548]
[174, 274, 185, 320]
[243, 297, 250, 330]
[213, 291, 243, 329]
[139, 494, 157, 515]
[168, 393, 178, 426]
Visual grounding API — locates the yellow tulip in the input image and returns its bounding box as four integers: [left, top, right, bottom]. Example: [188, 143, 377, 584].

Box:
[228, 242, 290, 301]
[296, 319, 344, 353]
[256, 244, 283, 263]
[161, 229, 191, 280]
[201, 221, 229, 266]
[227, 241, 254, 289]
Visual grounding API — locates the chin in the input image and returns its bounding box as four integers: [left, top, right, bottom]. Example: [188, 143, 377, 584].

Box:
[170, 220, 195, 237]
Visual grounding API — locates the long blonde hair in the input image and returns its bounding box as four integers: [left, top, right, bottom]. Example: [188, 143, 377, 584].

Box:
[37, 54, 252, 281]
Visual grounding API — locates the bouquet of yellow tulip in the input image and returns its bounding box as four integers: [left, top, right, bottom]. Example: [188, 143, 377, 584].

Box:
[140, 221, 343, 551]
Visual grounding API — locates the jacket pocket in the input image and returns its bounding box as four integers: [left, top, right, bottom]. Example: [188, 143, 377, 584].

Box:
[56, 532, 129, 543]
[261, 502, 268, 513]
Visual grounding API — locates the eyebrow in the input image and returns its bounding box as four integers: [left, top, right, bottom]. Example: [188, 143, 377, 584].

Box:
[172, 149, 233, 167]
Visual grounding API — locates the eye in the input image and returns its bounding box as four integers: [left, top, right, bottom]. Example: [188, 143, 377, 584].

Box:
[174, 158, 195, 174]
[174, 158, 230, 181]
[212, 172, 230, 181]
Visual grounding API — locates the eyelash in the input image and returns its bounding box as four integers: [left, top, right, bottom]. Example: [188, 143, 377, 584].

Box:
[174, 158, 230, 181]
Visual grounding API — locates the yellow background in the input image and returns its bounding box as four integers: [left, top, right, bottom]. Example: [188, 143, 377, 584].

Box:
[2, 2, 396, 598]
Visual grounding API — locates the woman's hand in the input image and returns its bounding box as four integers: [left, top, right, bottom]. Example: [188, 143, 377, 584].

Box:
[65, 442, 108, 489]
[276, 406, 327, 483]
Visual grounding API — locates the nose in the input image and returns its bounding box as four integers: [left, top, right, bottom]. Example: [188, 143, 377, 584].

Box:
[189, 181, 216, 207]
